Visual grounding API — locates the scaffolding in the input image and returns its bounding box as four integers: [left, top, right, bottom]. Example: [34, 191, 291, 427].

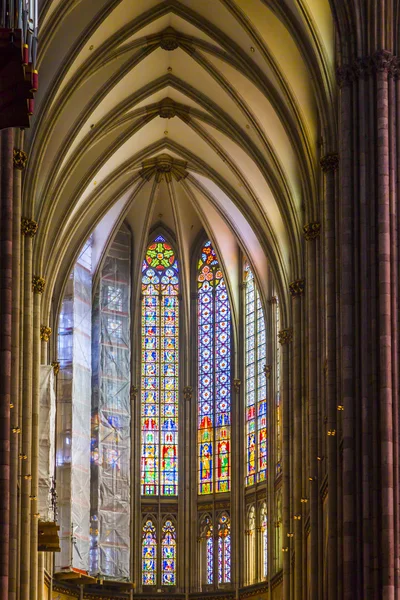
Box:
[90, 225, 131, 579]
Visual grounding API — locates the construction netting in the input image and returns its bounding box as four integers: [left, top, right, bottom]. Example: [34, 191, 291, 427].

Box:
[56, 240, 92, 572]
[39, 365, 56, 521]
[90, 224, 131, 579]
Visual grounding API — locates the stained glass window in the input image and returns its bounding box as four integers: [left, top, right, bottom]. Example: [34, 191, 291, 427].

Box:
[141, 236, 179, 496]
[260, 502, 268, 579]
[200, 514, 214, 585]
[198, 240, 231, 495]
[247, 506, 256, 584]
[217, 513, 231, 583]
[161, 520, 176, 585]
[275, 297, 282, 475]
[142, 519, 157, 585]
[244, 263, 267, 485]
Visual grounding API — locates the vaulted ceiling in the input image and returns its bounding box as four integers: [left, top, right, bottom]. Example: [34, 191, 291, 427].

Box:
[26, 0, 336, 323]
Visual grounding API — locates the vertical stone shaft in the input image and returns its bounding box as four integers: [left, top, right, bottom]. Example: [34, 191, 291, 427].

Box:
[20, 234, 33, 600]
[281, 334, 290, 600]
[30, 291, 41, 600]
[307, 239, 318, 600]
[9, 146, 23, 600]
[376, 61, 394, 600]
[291, 288, 302, 599]
[338, 72, 356, 599]
[0, 127, 13, 599]
[322, 159, 339, 600]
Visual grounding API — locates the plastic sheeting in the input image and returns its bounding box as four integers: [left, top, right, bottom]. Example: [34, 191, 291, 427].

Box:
[56, 241, 92, 572]
[90, 225, 131, 579]
[39, 365, 56, 521]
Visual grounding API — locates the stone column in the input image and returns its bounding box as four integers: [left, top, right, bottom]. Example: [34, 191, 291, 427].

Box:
[19, 230, 37, 600]
[0, 127, 13, 599]
[9, 147, 27, 600]
[319, 153, 339, 600]
[279, 327, 292, 600]
[289, 280, 304, 600]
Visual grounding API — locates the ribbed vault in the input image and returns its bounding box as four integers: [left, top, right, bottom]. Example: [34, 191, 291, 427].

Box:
[25, 0, 336, 325]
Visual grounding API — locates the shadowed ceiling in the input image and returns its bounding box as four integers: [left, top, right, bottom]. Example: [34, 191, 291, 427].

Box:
[26, 0, 336, 322]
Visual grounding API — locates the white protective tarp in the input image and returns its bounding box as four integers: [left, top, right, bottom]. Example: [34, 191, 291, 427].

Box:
[56, 241, 92, 572]
[39, 365, 56, 520]
[90, 225, 131, 580]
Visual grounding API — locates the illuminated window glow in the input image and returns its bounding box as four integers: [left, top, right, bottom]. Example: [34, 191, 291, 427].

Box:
[198, 241, 231, 494]
[142, 519, 157, 585]
[141, 236, 179, 496]
[217, 513, 231, 583]
[161, 520, 176, 585]
[244, 263, 267, 485]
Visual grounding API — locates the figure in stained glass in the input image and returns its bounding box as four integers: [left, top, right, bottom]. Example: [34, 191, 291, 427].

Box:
[141, 236, 179, 496]
[198, 241, 231, 494]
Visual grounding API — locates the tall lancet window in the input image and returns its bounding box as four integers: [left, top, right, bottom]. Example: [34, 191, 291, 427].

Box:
[244, 262, 267, 485]
[141, 236, 179, 496]
[197, 240, 231, 494]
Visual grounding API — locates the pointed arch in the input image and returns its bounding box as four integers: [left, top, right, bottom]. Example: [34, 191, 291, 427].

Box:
[141, 234, 180, 496]
[197, 240, 231, 495]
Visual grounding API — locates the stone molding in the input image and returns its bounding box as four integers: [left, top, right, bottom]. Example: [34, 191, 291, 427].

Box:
[13, 148, 28, 170]
[21, 217, 38, 237]
[303, 222, 321, 241]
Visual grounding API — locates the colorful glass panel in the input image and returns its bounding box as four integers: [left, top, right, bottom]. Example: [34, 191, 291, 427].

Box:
[276, 297, 282, 475]
[198, 241, 231, 494]
[161, 520, 176, 585]
[217, 513, 231, 583]
[260, 502, 268, 579]
[141, 236, 179, 496]
[244, 263, 267, 485]
[142, 519, 157, 585]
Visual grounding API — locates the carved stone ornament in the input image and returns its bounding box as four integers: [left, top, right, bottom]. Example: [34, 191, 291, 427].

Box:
[233, 378, 241, 393]
[320, 153, 339, 173]
[268, 296, 278, 305]
[183, 386, 193, 401]
[264, 364, 272, 379]
[278, 328, 293, 345]
[130, 385, 138, 398]
[160, 27, 179, 51]
[336, 64, 352, 88]
[21, 217, 38, 237]
[32, 276, 46, 294]
[139, 154, 188, 184]
[371, 50, 394, 73]
[289, 279, 305, 297]
[40, 325, 52, 342]
[51, 361, 60, 376]
[13, 148, 28, 170]
[303, 222, 321, 241]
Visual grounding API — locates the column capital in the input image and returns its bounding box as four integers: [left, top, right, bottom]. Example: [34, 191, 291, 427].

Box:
[303, 222, 321, 241]
[264, 364, 272, 379]
[21, 217, 38, 237]
[320, 153, 339, 172]
[130, 385, 138, 398]
[13, 148, 28, 170]
[268, 296, 278, 305]
[40, 325, 52, 342]
[278, 328, 293, 345]
[336, 64, 352, 88]
[289, 279, 305, 297]
[233, 378, 241, 393]
[32, 276, 46, 294]
[183, 386, 193, 401]
[51, 361, 60, 376]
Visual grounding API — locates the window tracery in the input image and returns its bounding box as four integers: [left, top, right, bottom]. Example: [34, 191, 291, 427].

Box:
[198, 241, 231, 495]
[141, 235, 179, 496]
